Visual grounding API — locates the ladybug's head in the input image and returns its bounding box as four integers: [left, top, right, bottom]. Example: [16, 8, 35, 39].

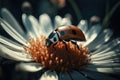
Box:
[46, 31, 60, 46]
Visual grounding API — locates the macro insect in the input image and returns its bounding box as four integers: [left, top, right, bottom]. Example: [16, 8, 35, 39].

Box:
[46, 25, 86, 49]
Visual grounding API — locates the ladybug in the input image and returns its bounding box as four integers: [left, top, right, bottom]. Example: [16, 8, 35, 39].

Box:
[46, 25, 86, 49]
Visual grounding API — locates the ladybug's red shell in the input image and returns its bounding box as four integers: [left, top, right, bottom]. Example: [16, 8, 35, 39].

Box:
[56, 25, 86, 41]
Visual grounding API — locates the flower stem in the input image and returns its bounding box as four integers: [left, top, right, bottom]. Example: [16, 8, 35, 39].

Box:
[102, 1, 120, 28]
[68, 0, 82, 21]
[105, 0, 109, 17]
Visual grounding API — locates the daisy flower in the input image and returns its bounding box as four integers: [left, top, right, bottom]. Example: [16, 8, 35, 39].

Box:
[0, 8, 120, 80]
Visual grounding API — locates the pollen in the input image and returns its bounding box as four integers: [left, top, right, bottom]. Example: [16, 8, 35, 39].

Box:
[24, 36, 91, 72]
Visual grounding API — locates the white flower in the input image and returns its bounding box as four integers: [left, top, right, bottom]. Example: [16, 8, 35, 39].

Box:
[0, 8, 120, 80]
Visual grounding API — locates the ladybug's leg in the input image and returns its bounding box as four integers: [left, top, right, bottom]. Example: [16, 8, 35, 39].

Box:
[62, 40, 68, 50]
[70, 40, 80, 50]
[52, 42, 58, 48]
[52, 41, 68, 50]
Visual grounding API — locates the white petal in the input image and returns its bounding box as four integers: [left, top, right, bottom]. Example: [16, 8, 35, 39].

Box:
[60, 18, 71, 26]
[69, 70, 88, 80]
[22, 14, 36, 38]
[92, 51, 120, 61]
[1, 8, 26, 38]
[91, 41, 120, 63]
[92, 59, 120, 65]
[83, 24, 102, 47]
[39, 14, 53, 36]
[86, 62, 120, 74]
[96, 67, 120, 74]
[22, 14, 40, 37]
[16, 62, 43, 72]
[0, 35, 24, 51]
[54, 15, 62, 28]
[0, 44, 33, 61]
[90, 43, 120, 74]
[28, 15, 41, 37]
[88, 29, 113, 51]
[77, 20, 88, 35]
[59, 72, 72, 80]
[81, 70, 118, 80]
[39, 70, 58, 80]
[92, 38, 120, 56]
[0, 18, 27, 46]
[91, 51, 120, 64]
[54, 15, 72, 29]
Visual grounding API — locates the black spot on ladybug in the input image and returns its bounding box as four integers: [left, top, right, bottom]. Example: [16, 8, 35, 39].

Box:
[60, 31, 65, 36]
[72, 30, 76, 35]
[53, 37, 57, 42]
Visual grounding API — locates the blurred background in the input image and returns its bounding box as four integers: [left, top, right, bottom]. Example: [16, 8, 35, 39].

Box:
[0, 0, 120, 80]
[0, 0, 120, 36]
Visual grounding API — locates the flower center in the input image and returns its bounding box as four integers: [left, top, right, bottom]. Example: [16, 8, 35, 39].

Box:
[24, 36, 91, 72]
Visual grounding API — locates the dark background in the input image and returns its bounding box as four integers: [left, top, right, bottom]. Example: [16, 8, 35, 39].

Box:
[0, 0, 120, 80]
[0, 0, 120, 37]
